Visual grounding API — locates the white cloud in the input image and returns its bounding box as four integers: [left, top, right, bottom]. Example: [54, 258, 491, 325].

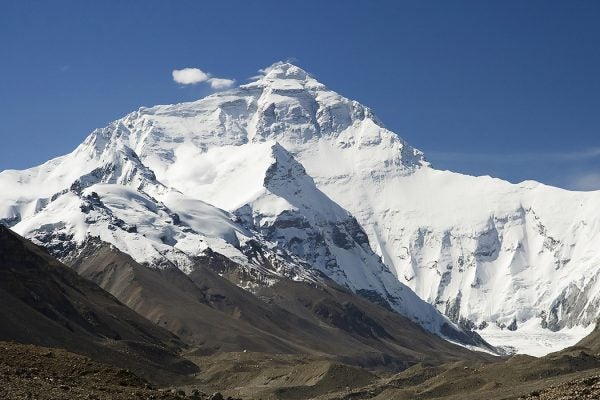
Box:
[172, 67, 235, 90]
[172, 68, 210, 85]
[208, 77, 235, 89]
[569, 172, 600, 191]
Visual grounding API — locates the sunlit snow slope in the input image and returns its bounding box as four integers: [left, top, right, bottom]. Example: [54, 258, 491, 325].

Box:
[1, 62, 598, 354]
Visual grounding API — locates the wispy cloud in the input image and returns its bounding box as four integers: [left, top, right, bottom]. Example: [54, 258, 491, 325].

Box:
[427, 147, 600, 164]
[172, 67, 235, 90]
[208, 77, 235, 89]
[567, 172, 600, 191]
[426, 147, 600, 190]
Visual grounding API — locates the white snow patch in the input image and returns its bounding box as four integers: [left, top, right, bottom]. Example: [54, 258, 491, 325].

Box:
[479, 320, 595, 357]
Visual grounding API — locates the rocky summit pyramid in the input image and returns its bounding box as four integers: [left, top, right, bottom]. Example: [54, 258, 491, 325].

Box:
[1, 62, 599, 354]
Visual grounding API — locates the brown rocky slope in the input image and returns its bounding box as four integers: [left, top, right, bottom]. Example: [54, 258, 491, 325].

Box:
[0, 225, 196, 385]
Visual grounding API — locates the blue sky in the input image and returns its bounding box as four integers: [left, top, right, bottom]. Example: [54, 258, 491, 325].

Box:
[1, 0, 599, 190]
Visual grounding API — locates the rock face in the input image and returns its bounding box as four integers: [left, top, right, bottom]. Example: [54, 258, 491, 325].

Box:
[1, 61, 599, 353]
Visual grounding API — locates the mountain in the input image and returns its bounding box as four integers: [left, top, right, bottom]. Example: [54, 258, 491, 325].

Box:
[0, 140, 475, 345]
[68, 238, 493, 369]
[1, 61, 598, 354]
[0, 216, 496, 399]
[0, 99, 476, 346]
[0, 225, 197, 385]
[236, 62, 600, 355]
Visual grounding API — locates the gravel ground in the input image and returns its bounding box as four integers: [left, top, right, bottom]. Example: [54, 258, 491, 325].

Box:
[0, 341, 236, 400]
[519, 375, 600, 400]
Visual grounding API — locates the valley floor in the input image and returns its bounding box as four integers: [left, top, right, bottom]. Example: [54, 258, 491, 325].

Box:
[3, 340, 600, 400]
[187, 352, 600, 399]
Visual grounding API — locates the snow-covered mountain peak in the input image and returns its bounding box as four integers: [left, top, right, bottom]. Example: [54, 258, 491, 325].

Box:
[261, 61, 310, 79]
[241, 61, 323, 90]
[62, 62, 425, 194]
